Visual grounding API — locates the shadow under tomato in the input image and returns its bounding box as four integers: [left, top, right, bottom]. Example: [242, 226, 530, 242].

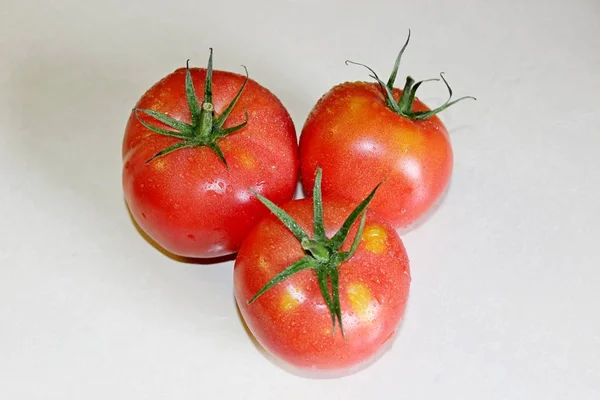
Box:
[233, 299, 270, 356]
[125, 200, 237, 265]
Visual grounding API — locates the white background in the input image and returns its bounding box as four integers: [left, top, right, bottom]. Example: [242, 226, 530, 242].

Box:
[1, 0, 599, 398]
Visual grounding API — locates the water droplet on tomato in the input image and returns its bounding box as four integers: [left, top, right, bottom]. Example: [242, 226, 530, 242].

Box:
[236, 190, 251, 203]
[204, 179, 227, 195]
[187, 234, 195, 241]
[141, 212, 147, 219]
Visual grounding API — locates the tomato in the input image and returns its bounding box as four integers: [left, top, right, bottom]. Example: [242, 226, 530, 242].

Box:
[299, 32, 475, 230]
[122, 50, 299, 258]
[234, 168, 410, 373]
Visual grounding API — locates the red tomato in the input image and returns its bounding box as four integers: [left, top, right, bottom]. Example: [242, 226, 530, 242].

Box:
[299, 33, 474, 230]
[122, 50, 298, 258]
[234, 169, 410, 372]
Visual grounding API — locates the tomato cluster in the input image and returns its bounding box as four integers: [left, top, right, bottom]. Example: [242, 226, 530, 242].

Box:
[122, 33, 473, 376]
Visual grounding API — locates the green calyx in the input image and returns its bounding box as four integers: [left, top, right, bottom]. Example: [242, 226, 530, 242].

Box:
[346, 30, 476, 121]
[248, 167, 382, 338]
[133, 48, 248, 166]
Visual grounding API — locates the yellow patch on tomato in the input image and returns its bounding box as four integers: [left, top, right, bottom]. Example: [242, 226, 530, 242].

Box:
[362, 225, 388, 254]
[394, 129, 424, 153]
[257, 255, 269, 272]
[347, 283, 376, 323]
[153, 158, 166, 172]
[349, 96, 368, 112]
[280, 292, 299, 311]
[279, 285, 305, 312]
[238, 151, 255, 169]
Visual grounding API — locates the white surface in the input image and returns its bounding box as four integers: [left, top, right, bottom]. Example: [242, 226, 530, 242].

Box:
[1, 0, 599, 398]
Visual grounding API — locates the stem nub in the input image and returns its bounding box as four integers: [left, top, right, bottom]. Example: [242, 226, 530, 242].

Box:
[301, 238, 330, 263]
[197, 102, 214, 138]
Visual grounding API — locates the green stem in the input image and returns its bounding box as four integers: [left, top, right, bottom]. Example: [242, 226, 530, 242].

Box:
[397, 76, 415, 115]
[345, 30, 475, 120]
[135, 49, 250, 165]
[247, 167, 383, 338]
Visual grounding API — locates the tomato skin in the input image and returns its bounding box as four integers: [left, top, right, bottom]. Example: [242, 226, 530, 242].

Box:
[122, 67, 299, 258]
[299, 81, 453, 230]
[234, 197, 410, 371]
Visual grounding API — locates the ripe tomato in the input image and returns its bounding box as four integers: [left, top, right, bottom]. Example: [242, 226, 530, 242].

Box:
[299, 32, 474, 230]
[122, 50, 299, 258]
[234, 168, 410, 373]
